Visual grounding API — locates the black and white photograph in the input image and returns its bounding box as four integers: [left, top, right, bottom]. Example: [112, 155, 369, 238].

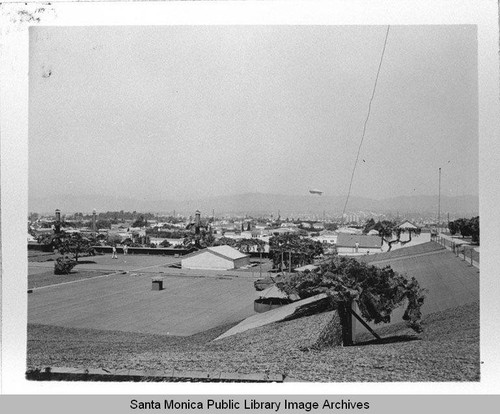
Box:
[25, 23, 480, 383]
[1, 0, 499, 398]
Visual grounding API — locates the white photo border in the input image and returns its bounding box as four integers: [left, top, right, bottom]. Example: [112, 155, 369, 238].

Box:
[1, 0, 499, 395]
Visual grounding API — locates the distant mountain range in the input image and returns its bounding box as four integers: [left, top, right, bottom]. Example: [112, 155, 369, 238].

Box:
[29, 192, 479, 217]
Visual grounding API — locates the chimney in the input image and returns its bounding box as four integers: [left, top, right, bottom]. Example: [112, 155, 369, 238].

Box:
[92, 209, 97, 234]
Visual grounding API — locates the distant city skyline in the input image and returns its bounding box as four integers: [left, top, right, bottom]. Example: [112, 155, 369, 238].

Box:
[29, 25, 478, 203]
[28, 192, 479, 218]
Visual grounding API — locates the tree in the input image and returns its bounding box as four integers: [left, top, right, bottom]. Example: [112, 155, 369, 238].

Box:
[469, 216, 479, 244]
[448, 220, 459, 235]
[233, 238, 267, 255]
[52, 232, 96, 263]
[95, 219, 111, 230]
[269, 233, 324, 271]
[455, 218, 471, 238]
[281, 256, 426, 335]
[107, 233, 123, 246]
[449, 217, 479, 243]
[132, 216, 148, 228]
[159, 239, 172, 248]
[42, 231, 97, 274]
[373, 220, 420, 252]
[214, 237, 237, 247]
[28, 212, 39, 222]
[324, 222, 339, 231]
[363, 218, 376, 234]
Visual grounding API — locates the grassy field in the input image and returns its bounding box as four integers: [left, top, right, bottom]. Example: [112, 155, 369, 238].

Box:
[28, 268, 111, 289]
[28, 251, 119, 289]
[27, 301, 479, 382]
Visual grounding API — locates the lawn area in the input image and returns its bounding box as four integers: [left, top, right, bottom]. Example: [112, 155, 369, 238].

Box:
[28, 251, 62, 262]
[28, 252, 186, 290]
[28, 268, 112, 289]
[27, 301, 479, 382]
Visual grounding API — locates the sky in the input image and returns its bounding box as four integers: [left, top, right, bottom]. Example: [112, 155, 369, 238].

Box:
[29, 25, 478, 202]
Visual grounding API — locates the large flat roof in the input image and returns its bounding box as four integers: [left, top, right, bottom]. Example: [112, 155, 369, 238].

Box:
[28, 253, 260, 336]
[207, 245, 248, 260]
[28, 271, 258, 336]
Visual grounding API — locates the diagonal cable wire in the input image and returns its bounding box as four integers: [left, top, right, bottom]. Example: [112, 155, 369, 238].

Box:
[341, 26, 390, 221]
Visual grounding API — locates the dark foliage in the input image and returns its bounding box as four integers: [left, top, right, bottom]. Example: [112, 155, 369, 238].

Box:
[281, 256, 426, 333]
[159, 239, 172, 248]
[363, 219, 421, 251]
[269, 233, 324, 271]
[448, 216, 479, 244]
[53, 257, 77, 275]
[49, 231, 96, 262]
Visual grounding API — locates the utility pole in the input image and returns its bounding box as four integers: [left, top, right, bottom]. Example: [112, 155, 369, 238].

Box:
[438, 168, 441, 227]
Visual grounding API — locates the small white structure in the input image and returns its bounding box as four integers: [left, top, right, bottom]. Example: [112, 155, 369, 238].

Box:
[181, 245, 250, 270]
[312, 230, 338, 245]
[294, 264, 319, 272]
[398, 220, 419, 230]
[337, 227, 363, 235]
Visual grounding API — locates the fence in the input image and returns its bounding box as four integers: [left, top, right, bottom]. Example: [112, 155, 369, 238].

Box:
[432, 235, 479, 266]
[93, 246, 196, 256]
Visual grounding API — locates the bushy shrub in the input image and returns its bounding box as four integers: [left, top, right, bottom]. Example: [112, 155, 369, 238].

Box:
[281, 256, 426, 333]
[54, 257, 77, 275]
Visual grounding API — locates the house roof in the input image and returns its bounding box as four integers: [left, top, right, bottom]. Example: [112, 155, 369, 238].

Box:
[319, 230, 338, 236]
[398, 220, 419, 229]
[207, 245, 248, 260]
[182, 245, 249, 262]
[337, 227, 362, 234]
[258, 284, 289, 299]
[336, 233, 382, 248]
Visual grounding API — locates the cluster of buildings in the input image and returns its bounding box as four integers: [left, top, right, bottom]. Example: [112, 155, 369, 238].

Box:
[29, 208, 431, 264]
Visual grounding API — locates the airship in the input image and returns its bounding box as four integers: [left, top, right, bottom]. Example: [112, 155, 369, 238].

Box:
[309, 189, 323, 195]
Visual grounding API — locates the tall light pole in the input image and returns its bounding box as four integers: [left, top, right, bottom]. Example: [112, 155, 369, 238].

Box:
[438, 168, 441, 227]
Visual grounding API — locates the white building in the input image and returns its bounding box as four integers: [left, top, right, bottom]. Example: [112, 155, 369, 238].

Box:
[398, 220, 419, 230]
[311, 230, 338, 245]
[181, 245, 250, 270]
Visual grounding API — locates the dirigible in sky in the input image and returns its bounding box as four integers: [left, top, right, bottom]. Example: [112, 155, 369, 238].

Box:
[309, 189, 323, 195]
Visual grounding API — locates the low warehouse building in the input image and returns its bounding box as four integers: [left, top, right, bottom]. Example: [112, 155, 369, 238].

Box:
[181, 245, 250, 270]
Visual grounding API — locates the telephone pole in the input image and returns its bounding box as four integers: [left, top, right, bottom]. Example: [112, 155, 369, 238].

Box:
[438, 168, 441, 226]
